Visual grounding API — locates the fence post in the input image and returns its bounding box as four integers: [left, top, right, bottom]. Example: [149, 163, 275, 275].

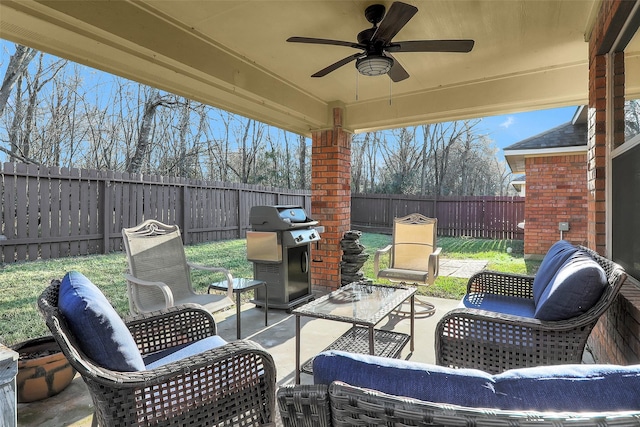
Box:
[102, 179, 111, 254]
[237, 187, 242, 238]
[182, 181, 190, 245]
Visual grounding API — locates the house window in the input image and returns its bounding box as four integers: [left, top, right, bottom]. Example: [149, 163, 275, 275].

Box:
[625, 99, 640, 140]
[612, 27, 640, 282]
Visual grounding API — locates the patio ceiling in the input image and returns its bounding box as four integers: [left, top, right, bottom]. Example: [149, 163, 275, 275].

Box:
[0, 0, 601, 136]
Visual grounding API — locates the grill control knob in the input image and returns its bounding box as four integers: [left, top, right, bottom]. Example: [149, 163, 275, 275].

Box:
[310, 233, 316, 239]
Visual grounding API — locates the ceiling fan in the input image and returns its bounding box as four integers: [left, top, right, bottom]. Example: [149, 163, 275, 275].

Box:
[287, 2, 474, 82]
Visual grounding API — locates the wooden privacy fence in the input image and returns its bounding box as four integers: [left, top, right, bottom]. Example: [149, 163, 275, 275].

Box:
[0, 162, 310, 263]
[351, 194, 525, 240]
[1, 163, 524, 264]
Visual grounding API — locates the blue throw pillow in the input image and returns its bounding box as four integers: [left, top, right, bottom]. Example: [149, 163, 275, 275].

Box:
[534, 252, 607, 321]
[532, 240, 578, 305]
[313, 350, 496, 408]
[58, 271, 146, 371]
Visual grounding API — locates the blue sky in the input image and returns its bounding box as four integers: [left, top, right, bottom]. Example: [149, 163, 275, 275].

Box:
[478, 106, 578, 158]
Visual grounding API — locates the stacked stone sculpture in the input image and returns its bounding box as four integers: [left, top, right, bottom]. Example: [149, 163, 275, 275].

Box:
[340, 230, 371, 287]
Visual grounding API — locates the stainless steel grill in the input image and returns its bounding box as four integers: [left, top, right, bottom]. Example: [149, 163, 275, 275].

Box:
[247, 205, 321, 310]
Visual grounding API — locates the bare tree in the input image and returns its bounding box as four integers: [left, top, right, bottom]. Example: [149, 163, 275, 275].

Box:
[4, 51, 66, 163]
[351, 133, 366, 193]
[297, 134, 308, 189]
[379, 127, 420, 193]
[227, 117, 264, 183]
[0, 44, 37, 116]
[422, 121, 467, 196]
[126, 88, 175, 173]
[625, 99, 640, 140]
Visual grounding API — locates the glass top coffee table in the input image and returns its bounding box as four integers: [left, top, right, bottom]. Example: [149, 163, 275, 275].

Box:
[293, 281, 416, 384]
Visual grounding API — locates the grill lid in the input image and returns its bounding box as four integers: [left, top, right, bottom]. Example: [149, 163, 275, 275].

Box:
[250, 205, 319, 231]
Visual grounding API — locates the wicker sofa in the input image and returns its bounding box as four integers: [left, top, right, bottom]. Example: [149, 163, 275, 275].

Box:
[436, 242, 626, 374]
[278, 350, 640, 427]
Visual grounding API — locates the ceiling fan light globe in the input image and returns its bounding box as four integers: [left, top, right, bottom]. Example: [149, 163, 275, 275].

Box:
[356, 55, 393, 76]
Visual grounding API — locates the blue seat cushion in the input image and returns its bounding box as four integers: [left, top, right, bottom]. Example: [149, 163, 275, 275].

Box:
[58, 271, 146, 372]
[313, 351, 497, 408]
[143, 335, 227, 370]
[532, 240, 578, 305]
[461, 293, 535, 317]
[534, 251, 607, 321]
[314, 351, 640, 412]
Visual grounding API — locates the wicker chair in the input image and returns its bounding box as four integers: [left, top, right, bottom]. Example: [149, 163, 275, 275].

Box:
[278, 382, 640, 427]
[38, 278, 277, 427]
[122, 219, 235, 315]
[435, 245, 627, 374]
[374, 213, 442, 315]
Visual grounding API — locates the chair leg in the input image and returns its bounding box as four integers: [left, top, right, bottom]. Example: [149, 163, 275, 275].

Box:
[415, 295, 436, 316]
[391, 283, 436, 318]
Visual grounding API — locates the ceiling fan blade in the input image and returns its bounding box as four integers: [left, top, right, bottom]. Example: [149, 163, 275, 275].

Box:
[287, 37, 364, 50]
[386, 54, 409, 82]
[388, 39, 475, 53]
[372, 2, 418, 45]
[311, 53, 362, 77]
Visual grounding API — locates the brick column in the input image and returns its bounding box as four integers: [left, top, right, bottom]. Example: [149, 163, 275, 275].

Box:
[586, 0, 636, 365]
[587, 0, 632, 254]
[586, 52, 607, 253]
[310, 108, 351, 292]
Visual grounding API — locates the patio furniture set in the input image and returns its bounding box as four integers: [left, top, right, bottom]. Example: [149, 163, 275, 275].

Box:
[36, 216, 636, 426]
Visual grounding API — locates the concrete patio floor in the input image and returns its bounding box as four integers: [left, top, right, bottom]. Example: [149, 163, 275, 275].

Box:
[16, 293, 458, 426]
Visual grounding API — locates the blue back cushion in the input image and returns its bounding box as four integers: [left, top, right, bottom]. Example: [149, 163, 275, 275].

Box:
[534, 251, 607, 321]
[315, 351, 640, 412]
[58, 271, 146, 371]
[313, 351, 497, 408]
[532, 240, 578, 305]
[494, 364, 640, 411]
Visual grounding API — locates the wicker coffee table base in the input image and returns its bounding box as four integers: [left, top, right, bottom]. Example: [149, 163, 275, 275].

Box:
[301, 325, 410, 374]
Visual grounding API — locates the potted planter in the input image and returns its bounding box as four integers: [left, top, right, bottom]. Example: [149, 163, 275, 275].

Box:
[12, 336, 76, 403]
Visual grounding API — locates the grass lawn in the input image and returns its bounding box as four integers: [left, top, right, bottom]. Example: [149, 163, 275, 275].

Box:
[0, 234, 538, 347]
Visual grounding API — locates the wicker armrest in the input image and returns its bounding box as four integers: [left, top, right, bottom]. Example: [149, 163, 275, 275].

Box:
[125, 303, 218, 356]
[466, 270, 535, 299]
[278, 384, 331, 427]
[435, 307, 589, 373]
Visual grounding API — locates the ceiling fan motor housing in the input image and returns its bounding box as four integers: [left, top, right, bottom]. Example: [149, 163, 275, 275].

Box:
[364, 4, 386, 25]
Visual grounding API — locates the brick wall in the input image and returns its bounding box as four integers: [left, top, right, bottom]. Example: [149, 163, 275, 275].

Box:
[586, 0, 640, 365]
[523, 154, 588, 257]
[588, 284, 640, 364]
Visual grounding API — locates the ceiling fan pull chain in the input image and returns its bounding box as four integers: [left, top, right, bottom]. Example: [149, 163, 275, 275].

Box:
[356, 69, 359, 101]
[389, 77, 392, 106]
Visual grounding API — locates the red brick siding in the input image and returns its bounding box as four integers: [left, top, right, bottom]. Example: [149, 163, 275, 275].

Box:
[588, 284, 640, 365]
[523, 154, 588, 256]
[586, 0, 640, 365]
[310, 108, 352, 292]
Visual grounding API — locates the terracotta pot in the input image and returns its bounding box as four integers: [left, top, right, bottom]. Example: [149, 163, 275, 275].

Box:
[12, 336, 76, 403]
